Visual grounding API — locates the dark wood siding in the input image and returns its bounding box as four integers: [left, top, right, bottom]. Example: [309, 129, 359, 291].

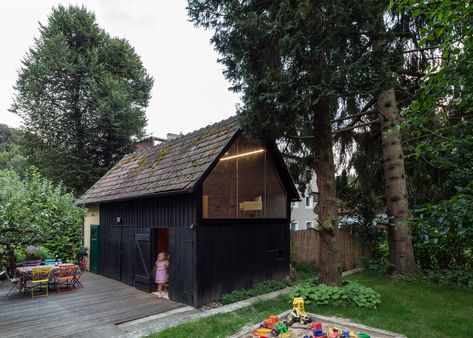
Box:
[98, 192, 198, 305]
[195, 220, 290, 306]
[169, 227, 197, 305]
[99, 193, 197, 230]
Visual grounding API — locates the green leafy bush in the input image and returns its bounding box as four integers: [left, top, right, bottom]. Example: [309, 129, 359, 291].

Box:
[220, 280, 291, 305]
[35, 246, 54, 260]
[423, 270, 473, 288]
[0, 168, 85, 270]
[288, 280, 381, 309]
[14, 248, 27, 263]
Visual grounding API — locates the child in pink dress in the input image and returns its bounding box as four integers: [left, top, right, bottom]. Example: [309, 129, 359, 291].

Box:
[154, 252, 169, 298]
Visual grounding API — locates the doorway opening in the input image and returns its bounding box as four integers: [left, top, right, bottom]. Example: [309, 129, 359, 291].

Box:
[152, 228, 170, 298]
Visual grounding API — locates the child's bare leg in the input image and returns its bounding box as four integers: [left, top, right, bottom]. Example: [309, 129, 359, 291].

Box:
[158, 284, 163, 297]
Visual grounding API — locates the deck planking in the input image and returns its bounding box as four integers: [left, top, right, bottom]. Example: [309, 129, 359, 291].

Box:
[0, 272, 183, 338]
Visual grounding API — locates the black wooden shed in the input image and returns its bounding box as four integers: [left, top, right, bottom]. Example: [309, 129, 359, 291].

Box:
[77, 116, 299, 306]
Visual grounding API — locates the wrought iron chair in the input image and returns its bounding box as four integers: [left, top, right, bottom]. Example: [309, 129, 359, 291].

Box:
[31, 266, 51, 298]
[73, 259, 87, 288]
[56, 265, 76, 293]
[6, 271, 22, 296]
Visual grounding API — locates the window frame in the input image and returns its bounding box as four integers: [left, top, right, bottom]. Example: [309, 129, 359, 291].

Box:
[305, 221, 313, 229]
[305, 195, 313, 209]
[290, 221, 298, 231]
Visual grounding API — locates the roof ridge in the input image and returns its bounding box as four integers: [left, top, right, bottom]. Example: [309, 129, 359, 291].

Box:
[129, 115, 238, 157]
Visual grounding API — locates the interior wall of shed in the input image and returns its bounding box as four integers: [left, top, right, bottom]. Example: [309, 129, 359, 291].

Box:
[202, 134, 287, 219]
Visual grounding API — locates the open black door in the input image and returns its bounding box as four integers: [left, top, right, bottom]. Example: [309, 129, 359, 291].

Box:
[134, 228, 154, 292]
[169, 228, 195, 305]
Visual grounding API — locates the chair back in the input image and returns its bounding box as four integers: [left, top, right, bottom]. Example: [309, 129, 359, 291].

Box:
[58, 265, 76, 278]
[6, 271, 18, 284]
[24, 260, 42, 267]
[31, 267, 51, 281]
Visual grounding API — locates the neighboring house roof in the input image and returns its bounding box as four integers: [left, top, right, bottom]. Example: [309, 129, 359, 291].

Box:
[77, 116, 239, 205]
[77, 115, 299, 205]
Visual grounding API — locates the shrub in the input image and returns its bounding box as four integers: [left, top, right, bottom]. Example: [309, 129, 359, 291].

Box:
[220, 279, 291, 305]
[14, 248, 27, 263]
[288, 280, 381, 309]
[423, 270, 473, 288]
[35, 246, 54, 260]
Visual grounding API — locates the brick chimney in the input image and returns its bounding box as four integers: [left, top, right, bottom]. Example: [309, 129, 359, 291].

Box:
[135, 136, 166, 151]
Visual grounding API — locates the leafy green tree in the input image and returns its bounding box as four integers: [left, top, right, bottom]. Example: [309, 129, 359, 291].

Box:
[0, 169, 85, 272]
[395, 0, 473, 270]
[0, 124, 27, 176]
[10, 5, 153, 195]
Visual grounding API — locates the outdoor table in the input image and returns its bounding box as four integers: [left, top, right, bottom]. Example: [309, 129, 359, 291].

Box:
[15, 264, 81, 294]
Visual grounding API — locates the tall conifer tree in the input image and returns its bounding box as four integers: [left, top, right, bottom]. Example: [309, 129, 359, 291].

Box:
[11, 5, 153, 194]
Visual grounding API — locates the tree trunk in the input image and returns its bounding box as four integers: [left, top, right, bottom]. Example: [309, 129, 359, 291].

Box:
[6, 244, 17, 275]
[377, 89, 417, 273]
[314, 98, 342, 286]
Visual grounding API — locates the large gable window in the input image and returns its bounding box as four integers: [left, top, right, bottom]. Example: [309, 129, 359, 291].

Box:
[202, 135, 287, 219]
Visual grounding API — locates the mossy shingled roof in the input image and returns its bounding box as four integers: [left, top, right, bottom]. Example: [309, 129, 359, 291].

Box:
[77, 116, 239, 204]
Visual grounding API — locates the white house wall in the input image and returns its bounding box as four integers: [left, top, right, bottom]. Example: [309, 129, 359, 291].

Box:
[290, 170, 318, 231]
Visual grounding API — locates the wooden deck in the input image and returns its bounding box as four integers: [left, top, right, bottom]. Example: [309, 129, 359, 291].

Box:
[0, 272, 184, 338]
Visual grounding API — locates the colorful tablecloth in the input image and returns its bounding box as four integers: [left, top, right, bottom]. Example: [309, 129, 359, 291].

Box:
[15, 264, 81, 289]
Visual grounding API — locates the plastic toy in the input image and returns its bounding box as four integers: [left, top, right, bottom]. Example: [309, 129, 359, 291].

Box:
[310, 322, 323, 330]
[258, 315, 288, 336]
[286, 297, 312, 325]
[252, 328, 272, 337]
[327, 327, 341, 338]
[275, 322, 288, 333]
[312, 329, 326, 338]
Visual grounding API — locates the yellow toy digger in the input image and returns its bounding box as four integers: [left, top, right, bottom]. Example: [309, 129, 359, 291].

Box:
[286, 297, 312, 325]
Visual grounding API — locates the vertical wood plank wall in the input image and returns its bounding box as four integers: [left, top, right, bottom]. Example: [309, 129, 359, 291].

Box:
[98, 193, 198, 305]
[96, 192, 291, 307]
[196, 220, 289, 306]
[290, 229, 368, 271]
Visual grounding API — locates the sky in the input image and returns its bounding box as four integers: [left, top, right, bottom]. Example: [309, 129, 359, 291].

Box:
[0, 0, 240, 137]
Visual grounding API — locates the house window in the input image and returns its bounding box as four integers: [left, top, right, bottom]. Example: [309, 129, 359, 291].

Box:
[305, 195, 313, 208]
[290, 221, 298, 231]
[202, 134, 287, 219]
[305, 221, 313, 229]
[291, 201, 299, 209]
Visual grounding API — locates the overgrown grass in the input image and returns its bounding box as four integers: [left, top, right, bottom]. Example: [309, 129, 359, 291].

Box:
[149, 271, 473, 338]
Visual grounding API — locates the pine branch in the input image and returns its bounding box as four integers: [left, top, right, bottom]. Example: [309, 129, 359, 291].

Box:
[331, 109, 377, 123]
[332, 119, 381, 134]
[403, 45, 440, 53]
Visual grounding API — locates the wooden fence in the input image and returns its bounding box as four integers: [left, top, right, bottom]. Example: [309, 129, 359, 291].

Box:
[290, 229, 368, 271]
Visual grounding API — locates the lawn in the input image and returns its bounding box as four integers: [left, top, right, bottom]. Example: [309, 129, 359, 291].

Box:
[149, 271, 473, 338]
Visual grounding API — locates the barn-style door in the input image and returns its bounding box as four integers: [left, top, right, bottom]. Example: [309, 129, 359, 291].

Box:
[110, 225, 134, 286]
[169, 228, 195, 305]
[134, 228, 154, 292]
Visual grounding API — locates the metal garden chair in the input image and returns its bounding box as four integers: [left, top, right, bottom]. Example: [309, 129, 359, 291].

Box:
[56, 265, 76, 293]
[6, 271, 22, 296]
[31, 266, 51, 298]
